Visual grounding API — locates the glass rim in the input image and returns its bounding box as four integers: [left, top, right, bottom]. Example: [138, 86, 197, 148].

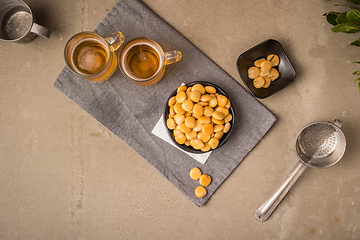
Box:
[64, 31, 112, 78]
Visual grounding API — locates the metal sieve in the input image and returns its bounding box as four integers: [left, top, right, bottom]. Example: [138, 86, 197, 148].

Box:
[255, 119, 346, 222]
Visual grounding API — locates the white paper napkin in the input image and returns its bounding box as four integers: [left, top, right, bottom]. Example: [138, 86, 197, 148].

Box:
[151, 116, 211, 164]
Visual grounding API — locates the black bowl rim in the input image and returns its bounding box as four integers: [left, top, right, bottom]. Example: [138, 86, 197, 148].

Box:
[163, 81, 235, 154]
[236, 39, 297, 99]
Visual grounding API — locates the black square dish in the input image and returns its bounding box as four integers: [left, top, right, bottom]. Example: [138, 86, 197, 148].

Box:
[236, 39, 296, 99]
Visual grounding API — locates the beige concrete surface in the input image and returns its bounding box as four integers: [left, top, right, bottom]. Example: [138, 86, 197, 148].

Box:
[1, 0, 360, 239]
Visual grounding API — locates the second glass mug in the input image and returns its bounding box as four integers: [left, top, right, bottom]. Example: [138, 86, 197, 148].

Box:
[119, 38, 182, 86]
[64, 31, 125, 83]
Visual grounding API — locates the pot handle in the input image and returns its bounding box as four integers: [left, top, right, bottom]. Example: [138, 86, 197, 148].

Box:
[255, 161, 307, 221]
[30, 23, 51, 39]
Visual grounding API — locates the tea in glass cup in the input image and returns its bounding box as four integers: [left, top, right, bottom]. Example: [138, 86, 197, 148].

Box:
[127, 44, 159, 78]
[64, 31, 124, 83]
[119, 38, 182, 86]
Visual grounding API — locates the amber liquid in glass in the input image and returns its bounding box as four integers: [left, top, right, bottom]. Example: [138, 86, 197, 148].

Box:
[73, 40, 107, 75]
[128, 45, 159, 79]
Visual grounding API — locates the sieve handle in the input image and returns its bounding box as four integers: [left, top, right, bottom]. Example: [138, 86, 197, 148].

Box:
[255, 161, 307, 222]
[334, 119, 342, 128]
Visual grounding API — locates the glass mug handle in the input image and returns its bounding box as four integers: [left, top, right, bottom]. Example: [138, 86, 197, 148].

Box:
[105, 31, 125, 51]
[164, 50, 182, 65]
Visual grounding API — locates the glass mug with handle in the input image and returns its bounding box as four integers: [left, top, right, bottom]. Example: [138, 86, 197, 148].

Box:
[119, 38, 182, 86]
[64, 31, 125, 83]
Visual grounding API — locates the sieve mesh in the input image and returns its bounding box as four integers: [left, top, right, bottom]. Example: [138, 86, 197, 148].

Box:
[297, 124, 338, 158]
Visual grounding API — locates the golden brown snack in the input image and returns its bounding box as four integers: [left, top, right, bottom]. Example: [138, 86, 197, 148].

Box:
[189, 167, 202, 180]
[267, 54, 280, 66]
[254, 58, 266, 67]
[199, 174, 212, 187]
[248, 66, 260, 79]
[166, 83, 232, 152]
[253, 77, 265, 88]
[268, 68, 280, 81]
[248, 54, 280, 88]
[194, 186, 207, 198]
[263, 76, 271, 88]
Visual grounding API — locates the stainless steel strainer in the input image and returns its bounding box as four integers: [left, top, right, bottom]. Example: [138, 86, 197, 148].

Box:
[255, 119, 346, 222]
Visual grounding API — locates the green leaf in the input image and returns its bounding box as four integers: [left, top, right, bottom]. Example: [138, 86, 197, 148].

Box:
[331, 22, 360, 33]
[347, 20, 360, 26]
[337, 12, 348, 24]
[350, 38, 360, 46]
[346, 21, 360, 32]
[324, 12, 340, 26]
[346, 0, 360, 4]
[347, 9, 360, 23]
[354, 61, 360, 64]
[358, 81, 360, 92]
[353, 71, 360, 75]
[355, 78, 360, 82]
[346, 29, 360, 33]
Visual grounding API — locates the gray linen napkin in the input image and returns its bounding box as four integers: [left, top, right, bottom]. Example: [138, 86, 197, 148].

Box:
[54, 0, 276, 206]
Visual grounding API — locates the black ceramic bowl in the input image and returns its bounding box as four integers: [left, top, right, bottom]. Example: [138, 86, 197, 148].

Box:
[164, 81, 235, 154]
[236, 39, 296, 99]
